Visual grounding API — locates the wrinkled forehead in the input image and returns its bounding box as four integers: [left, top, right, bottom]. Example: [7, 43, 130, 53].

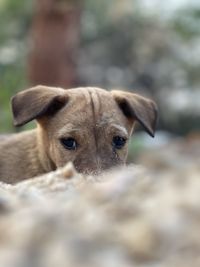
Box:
[51, 87, 128, 132]
[67, 87, 116, 112]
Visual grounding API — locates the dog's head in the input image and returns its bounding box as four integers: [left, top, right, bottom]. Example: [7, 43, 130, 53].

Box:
[11, 86, 157, 174]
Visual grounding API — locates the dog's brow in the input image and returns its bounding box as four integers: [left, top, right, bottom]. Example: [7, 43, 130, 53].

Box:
[58, 124, 80, 137]
[110, 124, 128, 136]
[98, 119, 128, 135]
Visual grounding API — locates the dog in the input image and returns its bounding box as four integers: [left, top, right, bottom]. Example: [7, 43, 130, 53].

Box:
[0, 86, 157, 183]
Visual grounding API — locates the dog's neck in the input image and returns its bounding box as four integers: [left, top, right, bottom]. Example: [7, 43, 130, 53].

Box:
[36, 125, 57, 173]
[0, 129, 44, 183]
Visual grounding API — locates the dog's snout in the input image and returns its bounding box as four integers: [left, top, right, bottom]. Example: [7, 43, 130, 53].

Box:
[73, 156, 109, 175]
[82, 168, 101, 176]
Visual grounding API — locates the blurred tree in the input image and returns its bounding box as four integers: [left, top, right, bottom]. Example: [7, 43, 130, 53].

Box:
[28, 0, 82, 88]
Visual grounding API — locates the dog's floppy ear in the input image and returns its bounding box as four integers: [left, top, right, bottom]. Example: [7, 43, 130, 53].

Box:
[111, 90, 158, 137]
[11, 85, 68, 126]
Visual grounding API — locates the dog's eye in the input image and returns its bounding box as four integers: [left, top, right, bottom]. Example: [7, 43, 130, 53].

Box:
[60, 138, 78, 150]
[112, 136, 127, 149]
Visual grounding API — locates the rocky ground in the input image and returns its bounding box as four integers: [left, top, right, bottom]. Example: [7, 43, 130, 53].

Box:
[0, 138, 200, 267]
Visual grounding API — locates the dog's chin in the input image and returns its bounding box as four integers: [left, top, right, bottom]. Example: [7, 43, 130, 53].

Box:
[74, 163, 126, 177]
[72, 164, 103, 176]
[75, 168, 102, 176]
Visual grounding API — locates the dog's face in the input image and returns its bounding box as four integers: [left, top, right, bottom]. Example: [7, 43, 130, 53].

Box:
[12, 86, 157, 174]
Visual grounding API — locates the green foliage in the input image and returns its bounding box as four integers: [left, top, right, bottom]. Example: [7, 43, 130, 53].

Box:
[0, 0, 32, 133]
[171, 7, 200, 40]
[127, 136, 145, 163]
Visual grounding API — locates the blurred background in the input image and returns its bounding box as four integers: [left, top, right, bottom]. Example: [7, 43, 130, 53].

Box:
[0, 0, 199, 169]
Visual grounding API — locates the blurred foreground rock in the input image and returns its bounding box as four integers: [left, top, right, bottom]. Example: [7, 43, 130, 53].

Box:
[0, 157, 200, 267]
[137, 135, 200, 172]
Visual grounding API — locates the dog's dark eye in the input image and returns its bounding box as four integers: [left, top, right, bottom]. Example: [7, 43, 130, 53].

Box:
[112, 136, 127, 149]
[60, 138, 78, 150]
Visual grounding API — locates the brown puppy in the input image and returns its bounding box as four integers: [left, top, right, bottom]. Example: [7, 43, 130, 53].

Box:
[0, 86, 157, 183]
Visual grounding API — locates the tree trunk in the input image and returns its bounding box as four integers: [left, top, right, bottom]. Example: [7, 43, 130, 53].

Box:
[28, 0, 81, 88]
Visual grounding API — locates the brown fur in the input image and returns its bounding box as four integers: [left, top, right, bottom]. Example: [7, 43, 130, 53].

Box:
[0, 86, 157, 183]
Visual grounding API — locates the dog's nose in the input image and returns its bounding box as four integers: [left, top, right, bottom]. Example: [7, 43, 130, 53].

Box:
[74, 156, 104, 175]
